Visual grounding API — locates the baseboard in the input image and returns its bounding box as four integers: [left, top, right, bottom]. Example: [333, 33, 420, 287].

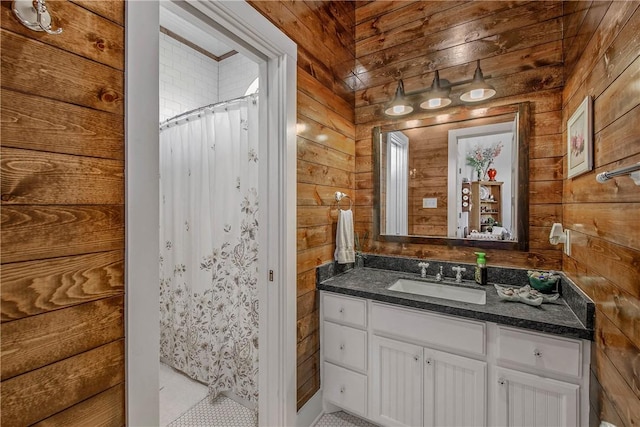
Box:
[296, 389, 323, 427]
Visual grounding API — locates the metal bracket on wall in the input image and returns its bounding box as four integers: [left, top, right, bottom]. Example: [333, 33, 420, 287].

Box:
[12, 0, 63, 35]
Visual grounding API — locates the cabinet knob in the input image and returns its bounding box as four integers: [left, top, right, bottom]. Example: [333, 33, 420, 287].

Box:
[340, 386, 345, 394]
[534, 349, 542, 358]
[339, 307, 344, 313]
[414, 355, 420, 362]
[498, 378, 506, 386]
[339, 344, 344, 350]
[426, 359, 433, 366]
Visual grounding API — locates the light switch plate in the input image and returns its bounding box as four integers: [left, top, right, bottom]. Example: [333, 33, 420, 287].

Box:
[423, 198, 437, 208]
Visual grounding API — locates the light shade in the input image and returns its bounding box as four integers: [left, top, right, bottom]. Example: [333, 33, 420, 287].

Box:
[419, 70, 452, 110]
[384, 80, 414, 116]
[460, 60, 496, 103]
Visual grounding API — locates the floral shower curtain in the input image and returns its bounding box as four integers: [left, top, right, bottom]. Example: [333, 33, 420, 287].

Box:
[159, 95, 259, 404]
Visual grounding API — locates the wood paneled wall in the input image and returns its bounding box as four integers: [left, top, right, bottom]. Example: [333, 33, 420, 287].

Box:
[354, 1, 565, 269]
[248, 1, 356, 409]
[0, 1, 125, 425]
[561, 2, 640, 426]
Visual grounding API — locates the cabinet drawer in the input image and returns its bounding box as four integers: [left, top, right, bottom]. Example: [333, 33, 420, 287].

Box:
[371, 302, 485, 356]
[322, 293, 367, 329]
[323, 321, 367, 372]
[497, 326, 582, 378]
[323, 362, 367, 417]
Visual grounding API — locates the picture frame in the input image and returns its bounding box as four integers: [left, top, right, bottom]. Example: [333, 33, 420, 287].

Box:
[567, 96, 593, 178]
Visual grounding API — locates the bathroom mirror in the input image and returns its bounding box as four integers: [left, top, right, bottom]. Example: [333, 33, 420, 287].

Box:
[373, 102, 530, 250]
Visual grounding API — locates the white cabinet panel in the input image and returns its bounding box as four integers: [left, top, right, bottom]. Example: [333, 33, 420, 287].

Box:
[323, 321, 367, 373]
[497, 326, 582, 378]
[424, 348, 486, 427]
[324, 362, 367, 417]
[494, 367, 579, 427]
[323, 293, 367, 329]
[371, 302, 485, 356]
[371, 335, 424, 427]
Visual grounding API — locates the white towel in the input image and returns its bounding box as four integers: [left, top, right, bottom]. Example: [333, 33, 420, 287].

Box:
[334, 209, 355, 264]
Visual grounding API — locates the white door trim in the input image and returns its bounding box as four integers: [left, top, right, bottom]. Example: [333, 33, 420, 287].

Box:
[125, 1, 297, 426]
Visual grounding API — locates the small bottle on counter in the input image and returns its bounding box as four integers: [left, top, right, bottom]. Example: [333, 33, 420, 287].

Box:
[474, 252, 488, 285]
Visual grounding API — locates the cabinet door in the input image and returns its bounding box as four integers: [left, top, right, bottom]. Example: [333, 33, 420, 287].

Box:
[424, 348, 486, 427]
[494, 367, 579, 427]
[370, 335, 423, 427]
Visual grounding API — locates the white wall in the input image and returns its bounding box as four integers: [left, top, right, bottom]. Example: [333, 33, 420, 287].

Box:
[159, 32, 219, 122]
[159, 33, 259, 123]
[219, 53, 259, 101]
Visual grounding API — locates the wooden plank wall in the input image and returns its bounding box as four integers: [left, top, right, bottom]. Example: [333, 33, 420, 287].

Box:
[353, 1, 566, 269]
[248, 1, 356, 409]
[0, 1, 126, 425]
[561, 2, 640, 426]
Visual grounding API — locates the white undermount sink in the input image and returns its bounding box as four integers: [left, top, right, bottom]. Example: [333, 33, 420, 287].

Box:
[388, 278, 486, 305]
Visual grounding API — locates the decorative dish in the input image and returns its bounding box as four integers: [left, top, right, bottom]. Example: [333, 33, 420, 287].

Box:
[479, 185, 490, 200]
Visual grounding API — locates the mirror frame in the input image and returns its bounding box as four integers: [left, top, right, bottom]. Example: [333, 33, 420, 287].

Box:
[372, 102, 530, 251]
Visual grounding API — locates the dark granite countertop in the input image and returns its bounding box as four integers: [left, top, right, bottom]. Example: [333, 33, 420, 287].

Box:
[317, 259, 594, 341]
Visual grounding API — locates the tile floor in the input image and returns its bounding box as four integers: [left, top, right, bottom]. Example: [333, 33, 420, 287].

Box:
[159, 363, 209, 426]
[161, 363, 374, 427]
[314, 411, 378, 427]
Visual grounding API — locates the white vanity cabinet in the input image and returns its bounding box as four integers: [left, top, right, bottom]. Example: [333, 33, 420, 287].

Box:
[369, 303, 487, 427]
[321, 293, 368, 417]
[319, 291, 590, 427]
[491, 326, 586, 427]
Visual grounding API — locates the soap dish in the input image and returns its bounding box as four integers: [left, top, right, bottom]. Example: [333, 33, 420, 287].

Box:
[494, 284, 559, 307]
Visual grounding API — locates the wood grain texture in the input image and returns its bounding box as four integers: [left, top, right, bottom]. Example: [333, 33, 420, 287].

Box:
[1, 339, 125, 426]
[70, 0, 124, 25]
[1, 2, 126, 424]
[1, 89, 124, 160]
[249, 2, 356, 406]
[0, 1, 124, 70]
[32, 383, 125, 427]
[1, 250, 124, 321]
[1, 147, 124, 205]
[1, 29, 123, 114]
[562, 4, 640, 423]
[1, 205, 124, 263]
[1, 296, 124, 380]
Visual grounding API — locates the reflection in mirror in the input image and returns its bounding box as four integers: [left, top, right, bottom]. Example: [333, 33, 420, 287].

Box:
[373, 103, 529, 251]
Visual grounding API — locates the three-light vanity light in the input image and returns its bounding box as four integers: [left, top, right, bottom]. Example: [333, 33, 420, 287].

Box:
[384, 60, 496, 116]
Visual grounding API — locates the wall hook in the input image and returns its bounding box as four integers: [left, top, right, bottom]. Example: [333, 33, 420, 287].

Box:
[13, 0, 63, 35]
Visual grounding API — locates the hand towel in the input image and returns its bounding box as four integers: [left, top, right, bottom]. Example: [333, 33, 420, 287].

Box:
[335, 209, 355, 264]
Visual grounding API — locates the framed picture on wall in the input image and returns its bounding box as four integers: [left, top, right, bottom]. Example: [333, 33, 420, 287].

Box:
[567, 96, 593, 178]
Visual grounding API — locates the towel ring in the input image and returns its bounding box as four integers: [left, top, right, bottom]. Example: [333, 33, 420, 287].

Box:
[335, 191, 352, 210]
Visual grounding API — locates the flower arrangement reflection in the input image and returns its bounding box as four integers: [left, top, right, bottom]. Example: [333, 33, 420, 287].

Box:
[466, 141, 503, 181]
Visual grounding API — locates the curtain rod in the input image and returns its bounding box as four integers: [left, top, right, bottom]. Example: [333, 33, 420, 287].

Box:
[159, 92, 258, 130]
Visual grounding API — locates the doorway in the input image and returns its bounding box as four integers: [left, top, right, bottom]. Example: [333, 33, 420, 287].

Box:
[125, 2, 297, 426]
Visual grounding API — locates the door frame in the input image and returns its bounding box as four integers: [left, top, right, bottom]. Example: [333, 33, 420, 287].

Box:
[125, 1, 297, 426]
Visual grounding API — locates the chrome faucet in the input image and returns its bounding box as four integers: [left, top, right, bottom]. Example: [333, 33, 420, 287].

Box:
[452, 266, 466, 283]
[435, 266, 444, 282]
[418, 261, 430, 278]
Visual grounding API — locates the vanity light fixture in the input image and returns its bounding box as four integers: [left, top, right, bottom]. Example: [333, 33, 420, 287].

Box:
[384, 60, 496, 116]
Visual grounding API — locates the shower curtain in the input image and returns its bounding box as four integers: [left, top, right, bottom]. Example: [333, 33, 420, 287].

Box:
[159, 95, 259, 404]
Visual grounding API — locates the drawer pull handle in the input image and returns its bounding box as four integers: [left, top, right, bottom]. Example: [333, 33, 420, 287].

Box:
[426, 359, 433, 366]
[498, 378, 506, 386]
[339, 344, 344, 350]
[534, 349, 542, 358]
[340, 386, 345, 394]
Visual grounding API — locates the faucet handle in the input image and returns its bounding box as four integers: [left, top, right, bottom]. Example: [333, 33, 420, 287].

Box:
[418, 261, 429, 278]
[452, 266, 466, 282]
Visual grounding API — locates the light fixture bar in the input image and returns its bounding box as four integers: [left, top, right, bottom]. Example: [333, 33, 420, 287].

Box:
[384, 60, 496, 116]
